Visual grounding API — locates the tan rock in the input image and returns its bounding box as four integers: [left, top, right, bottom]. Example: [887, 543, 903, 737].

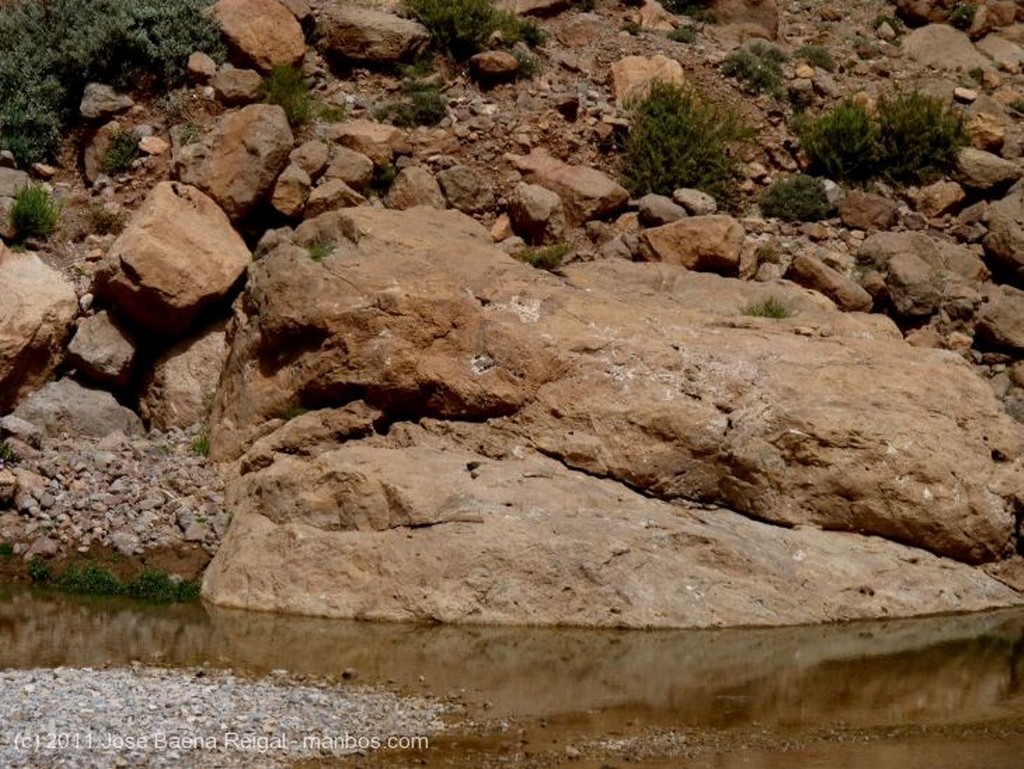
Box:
[211, 65, 264, 106]
[66, 311, 136, 387]
[12, 378, 142, 438]
[838, 190, 899, 231]
[323, 147, 375, 191]
[0, 247, 77, 412]
[437, 165, 495, 214]
[509, 182, 566, 245]
[639, 215, 744, 275]
[976, 34, 1024, 73]
[956, 147, 1023, 191]
[469, 51, 520, 85]
[902, 25, 990, 71]
[315, 4, 429, 65]
[93, 182, 251, 337]
[289, 140, 330, 180]
[140, 323, 229, 430]
[509, 148, 628, 226]
[984, 183, 1024, 283]
[787, 253, 873, 312]
[915, 180, 966, 218]
[976, 286, 1024, 352]
[708, 0, 780, 39]
[214, 0, 305, 72]
[966, 112, 1006, 153]
[304, 179, 366, 217]
[385, 166, 445, 210]
[177, 104, 294, 221]
[331, 120, 405, 168]
[83, 120, 126, 184]
[271, 163, 311, 218]
[635, 0, 676, 32]
[187, 52, 218, 83]
[610, 54, 686, 107]
[139, 136, 171, 156]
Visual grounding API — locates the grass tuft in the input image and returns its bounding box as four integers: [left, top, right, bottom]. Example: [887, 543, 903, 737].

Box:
[10, 183, 61, 240]
[742, 296, 795, 319]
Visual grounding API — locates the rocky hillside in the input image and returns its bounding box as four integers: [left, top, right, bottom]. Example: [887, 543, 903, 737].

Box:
[2, 0, 1024, 627]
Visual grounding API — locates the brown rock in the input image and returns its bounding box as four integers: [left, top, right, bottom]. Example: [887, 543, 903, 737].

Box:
[315, 4, 429, 65]
[304, 179, 366, 217]
[436, 165, 495, 214]
[838, 190, 899, 231]
[79, 83, 133, 120]
[966, 112, 1006, 153]
[323, 147, 375, 191]
[386, 166, 445, 210]
[610, 54, 686, 107]
[984, 182, 1024, 284]
[177, 104, 294, 221]
[331, 120, 405, 168]
[140, 323, 229, 430]
[93, 182, 251, 338]
[271, 163, 311, 218]
[66, 311, 136, 387]
[83, 120, 127, 185]
[0, 248, 77, 412]
[902, 25, 989, 71]
[708, 0, 780, 39]
[12, 379, 142, 438]
[509, 182, 566, 245]
[639, 216, 744, 275]
[976, 286, 1024, 352]
[469, 51, 520, 86]
[957, 147, 1023, 191]
[510, 148, 628, 226]
[187, 52, 218, 83]
[211, 65, 264, 106]
[915, 180, 966, 218]
[289, 140, 330, 180]
[214, 0, 305, 72]
[787, 253, 874, 312]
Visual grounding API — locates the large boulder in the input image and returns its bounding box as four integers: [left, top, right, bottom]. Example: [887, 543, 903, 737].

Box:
[638, 215, 744, 275]
[787, 253, 873, 312]
[213, 0, 306, 72]
[0, 248, 77, 413]
[902, 25, 990, 70]
[610, 54, 686, 107]
[93, 182, 251, 338]
[956, 147, 1023, 192]
[509, 182, 566, 245]
[330, 120, 405, 168]
[12, 379, 142, 438]
[509, 148, 628, 226]
[66, 310, 136, 388]
[976, 286, 1024, 353]
[176, 104, 294, 221]
[985, 182, 1024, 284]
[204, 207, 1024, 629]
[315, 4, 429, 65]
[140, 324, 229, 431]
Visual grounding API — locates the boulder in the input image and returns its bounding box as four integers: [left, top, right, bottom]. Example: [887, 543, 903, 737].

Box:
[315, 4, 429, 65]
[0, 167, 29, 197]
[203, 207, 1024, 625]
[213, 0, 306, 72]
[436, 165, 495, 214]
[610, 54, 686, 107]
[324, 147, 375, 191]
[509, 148, 628, 226]
[509, 182, 566, 245]
[902, 25, 990, 70]
[386, 166, 445, 210]
[838, 190, 899, 231]
[0, 247, 77, 412]
[289, 140, 330, 180]
[915, 180, 966, 218]
[330, 120, 405, 168]
[638, 194, 687, 226]
[966, 112, 1006, 153]
[787, 253, 873, 312]
[638, 215, 744, 275]
[975, 286, 1024, 353]
[12, 379, 142, 438]
[976, 34, 1024, 72]
[304, 179, 366, 217]
[79, 83, 133, 120]
[177, 104, 294, 221]
[93, 182, 251, 338]
[708, 0, 780, 39]
[984, 182, 1024, 284]
[957, 147, 1023, 192]
[211, 65, 264, 106]
[673, 188, 717, 215]
[270, 163, 312, 218]
[140, 324, 229, 431]
[469, 51, 520, 86]
[66, 311, 136, 388]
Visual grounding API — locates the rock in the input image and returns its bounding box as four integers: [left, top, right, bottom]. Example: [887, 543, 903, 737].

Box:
[83, 120, 126, 185]
[437, 165, 495, 214]
[203, 207, 1023, 625]
[894, 0, 949, 25]
[469, 51, 520, 86]
[386, 166, 445, 210]
[140, 324, 229, 430]
[93, 182, 251, 338]
[177, 104, 294, 221]
[509, 182, 566, 245]
[289, 140, 330, 180]
[966, 112, 1006, 153]
[214, 0, 305, 72]
[12, 379, 142, 438]
[324, 147, 375, 191]
[635, 0, 677, 31]
[211, 65, 264, 105]
[0, 247, 78, 413]
[902, 25, 990, 71]
[315, 4, 429, 65]
[271, 163, 312, 218]
[510, 148, 629, 226]
[497, 0, 571, 15]
[639, 215, 744, 275]
[707, 0, 780, 39]
[79, 83, 133, 120]
[0, 167, 30, 197]
[638, 194, 687, 226]
[610, 54, 686, 106]
[0, 415, 43, 449]
[331, 120, 405, 168]
[66, 311, 136, 388]
[838, 190, 899, 230]
[976, 34, 1024, 72]
[304, 179, 366, 218]
[672, 188, 718, 215]
[956, 147, 1022, 192]
[787, 253, 873, 312]
[187, 52, 218, 83]
[984, 182, 1024, 284]
[915, 180, 966, 218]
[976, 287, 1024, 352]
[139, 136, 170, 156]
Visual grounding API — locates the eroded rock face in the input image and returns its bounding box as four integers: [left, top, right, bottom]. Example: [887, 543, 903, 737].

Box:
[202, 207, 1024, 626]
[93, 182, 251, 338]
[214, 0, 306, 72]
[0, 247, 78, 412]
[140, 323, 229, 431]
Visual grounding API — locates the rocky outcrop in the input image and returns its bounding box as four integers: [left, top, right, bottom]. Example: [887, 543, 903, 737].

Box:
[202, 207, 1024, 626]
[0, 248, 78, 412]
[93, 182, 251, 338]
[315, 4, 429, 65]
[213, 0, 306, 72]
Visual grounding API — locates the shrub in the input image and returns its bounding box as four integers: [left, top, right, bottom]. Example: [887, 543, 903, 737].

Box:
[761, 175, 832, 221]
[797, 99, 879, 183]
[307, 238, 336, 263]
[10, 184, 61, 240]
[662, 0, 716, 22]
[622, 81, 751, 201]
[872, 12, 904, 34]
[948, 2, 977, 30]
[518, 242, 568, 271]
[375, 81, 447, 127]
[0, 439, 19, 468]
[405, 0, 540, 60]
[875, 89, 966, 185]
[795, 44, 835, 72]
[28, 556, 51, 583]
[100, 126, 140, 174]
[88, 204, 127, 235]
[668, 25, 697, 43]
[742, 296, 795, 319]
[0, 0, 223, 164]
[722, 42, 786, 97]
[263, 66, 312, 127]
[191, 428, 210, 457]
[0, 542, 12, 559]
[55, 562, 200, 602]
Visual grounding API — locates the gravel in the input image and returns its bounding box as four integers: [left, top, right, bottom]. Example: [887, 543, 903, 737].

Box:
[0, 666, 447, 768]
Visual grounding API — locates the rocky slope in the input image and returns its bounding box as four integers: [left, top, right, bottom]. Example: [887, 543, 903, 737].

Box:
[2, 0, 1024, 626]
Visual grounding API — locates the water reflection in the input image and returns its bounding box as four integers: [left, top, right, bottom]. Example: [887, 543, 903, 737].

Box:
[2, 586, 1024, 731]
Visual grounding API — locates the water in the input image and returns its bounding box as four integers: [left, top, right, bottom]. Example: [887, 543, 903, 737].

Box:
[2, 585, 1024, 767]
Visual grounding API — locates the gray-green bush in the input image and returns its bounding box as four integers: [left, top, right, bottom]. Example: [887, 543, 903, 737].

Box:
[0, 0, 223, 163]
[404, 0, 541, 60]
[761, 175, 832, 221]
[10, 184, 61, 240]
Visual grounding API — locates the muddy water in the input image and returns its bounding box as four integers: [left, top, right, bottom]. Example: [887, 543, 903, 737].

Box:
[2, 586, 1024, 767]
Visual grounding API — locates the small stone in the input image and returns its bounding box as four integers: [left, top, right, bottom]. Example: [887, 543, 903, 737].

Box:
[954, 87, 978, 103]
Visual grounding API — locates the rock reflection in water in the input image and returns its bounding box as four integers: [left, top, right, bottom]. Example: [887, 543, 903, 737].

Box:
[2, 586, 1023, 731]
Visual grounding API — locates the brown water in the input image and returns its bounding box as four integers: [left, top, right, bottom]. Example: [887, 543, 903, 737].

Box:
[3, 585, 1024, 768]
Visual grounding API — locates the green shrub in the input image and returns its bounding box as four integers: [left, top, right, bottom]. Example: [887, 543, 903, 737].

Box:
[742, 296, 795, 319]
[191, 428, 210, 457]
[88, 204, 127, 235]
[1011, 98, 1024, 114]
[0, 0, 223, 164]
[263, 66, 312, 127]
[662, 0, 716, 22]
[518, 242, 568, 271]
[948, 2, 977, 30]
[872, 12, 904, 34]
[875, 89, 966, 185]
[513, 48, 539, 79]
[761, 175, 832, 221]
[54, 562, 200, 602]
[375, 80, 447, 127]
[28, 556, 51, 583]
[10, 184, 61, 240]
[622, 81, 751, 201]
[0, 542, 13, 559]
[405, 0, 541, 60]
[722, 42, 786, 97]
[795, 44, 835, 72]
[0, 439, 19, 467]
[797, 99, 879, 183]
[668, 25, 697, 43]
[100, 126, 139, 174]
[307, 238, 336, 263]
